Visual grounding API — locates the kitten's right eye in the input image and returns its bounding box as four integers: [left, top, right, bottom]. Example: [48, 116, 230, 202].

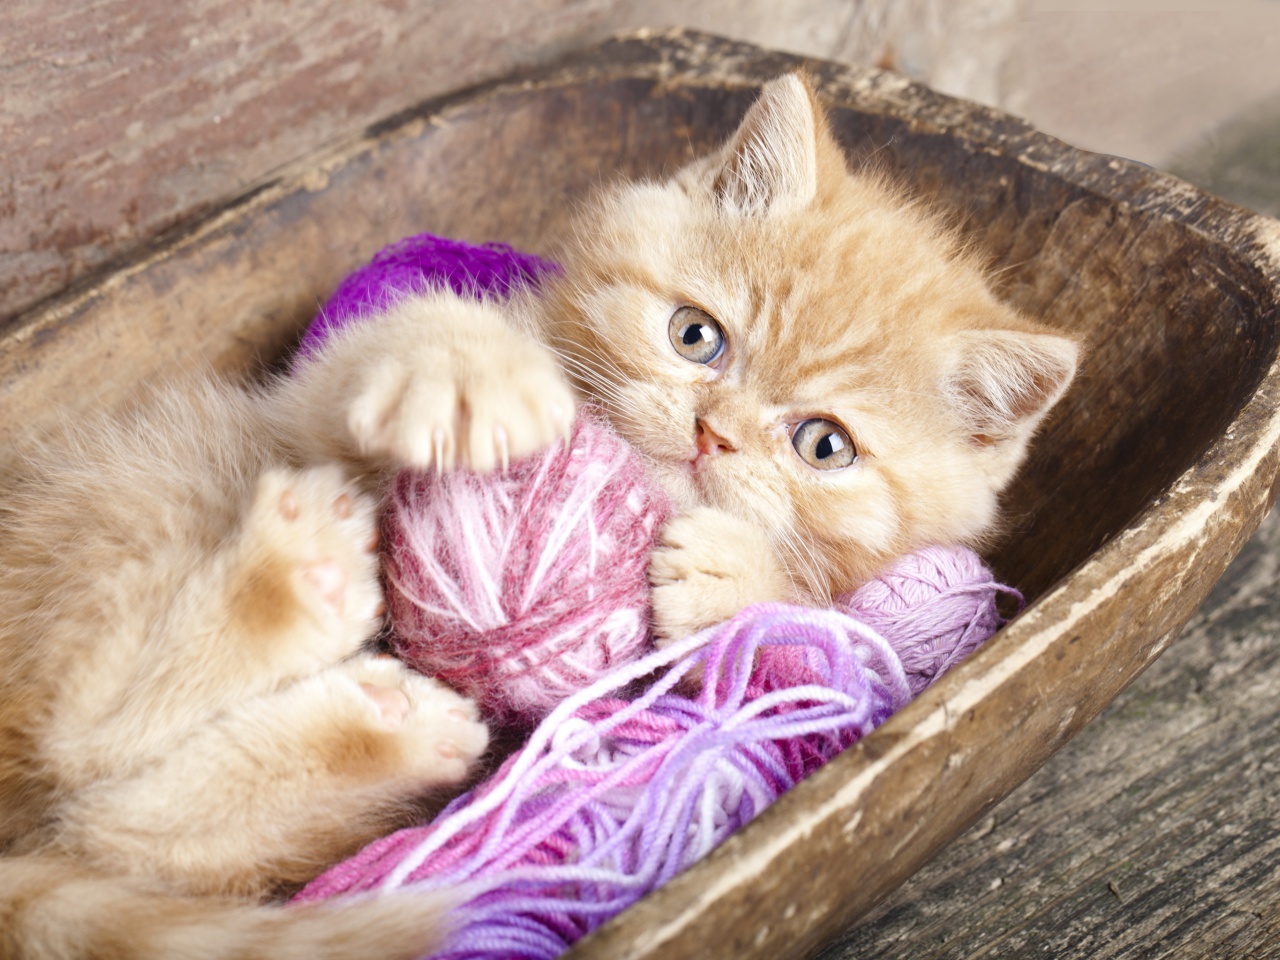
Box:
[668, 307, 725, 365]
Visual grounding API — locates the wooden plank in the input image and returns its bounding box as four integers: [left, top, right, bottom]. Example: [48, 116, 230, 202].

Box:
[819, 506, 1280, 958]
[0, 0, 855, 325]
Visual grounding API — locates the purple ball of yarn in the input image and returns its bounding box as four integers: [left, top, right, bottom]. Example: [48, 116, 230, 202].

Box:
[297, 233, 559, 359]
[841, 544, 1021, 697]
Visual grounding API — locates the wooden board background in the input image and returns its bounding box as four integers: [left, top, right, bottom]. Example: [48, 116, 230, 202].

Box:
[823, 504, 1280, 958]
[0, 0, 855, 325]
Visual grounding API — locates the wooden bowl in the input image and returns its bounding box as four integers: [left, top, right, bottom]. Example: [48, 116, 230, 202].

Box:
[5, 28, 1279, 960]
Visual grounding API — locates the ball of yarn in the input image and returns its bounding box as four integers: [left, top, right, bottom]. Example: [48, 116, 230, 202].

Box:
[298, 232, 558, 360]
[381, 411, 674, 726]
[841, 544, 1020, 697]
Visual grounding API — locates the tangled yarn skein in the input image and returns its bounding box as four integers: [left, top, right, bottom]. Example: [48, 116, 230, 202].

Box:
[296, 604, 912, 959]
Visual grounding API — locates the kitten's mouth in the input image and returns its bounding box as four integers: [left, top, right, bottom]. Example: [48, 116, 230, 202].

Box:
[684, 450, 721, 491]
[636, 451, 705, 510]
[685, 452, 712, 482]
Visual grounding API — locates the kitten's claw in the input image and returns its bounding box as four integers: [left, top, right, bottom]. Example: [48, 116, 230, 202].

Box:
[433, 425, 450, 474]
[495, 424, 510, 474]
[550, 403, 571, 449]
[339, 294, 576, 474]
[649, 507, 791, 645]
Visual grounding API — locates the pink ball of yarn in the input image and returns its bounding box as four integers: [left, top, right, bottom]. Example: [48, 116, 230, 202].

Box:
[381, 412, 673, 726]
[841, 544, 1021, 697]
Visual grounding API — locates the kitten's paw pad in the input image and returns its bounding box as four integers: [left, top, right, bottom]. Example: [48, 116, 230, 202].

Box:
[649, 508, 789, 645]
[341, 655, 489, 783]
[237, 467, 383, 663]
[359, 681, 411, 729]
[303, 560, 347, 615]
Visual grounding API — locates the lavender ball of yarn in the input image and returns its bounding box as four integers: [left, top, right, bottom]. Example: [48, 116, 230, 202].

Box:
[842, 544, 1021, 697]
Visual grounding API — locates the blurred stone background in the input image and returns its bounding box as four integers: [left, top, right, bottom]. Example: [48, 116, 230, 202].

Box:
[4, 2, 1280, 957]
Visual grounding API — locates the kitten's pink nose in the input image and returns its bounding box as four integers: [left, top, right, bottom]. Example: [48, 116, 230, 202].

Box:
[695, 419, 737, 458]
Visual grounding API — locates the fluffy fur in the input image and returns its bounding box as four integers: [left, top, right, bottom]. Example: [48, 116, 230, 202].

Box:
[0, 382, 491, 959]
[0, 73, 1076, 957]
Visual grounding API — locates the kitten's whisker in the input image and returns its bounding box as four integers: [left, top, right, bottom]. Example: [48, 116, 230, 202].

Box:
[551, 354, 619, 390]
[773, 525, 830, 603]
[545, 351, 634, 410]
[547, 344, 631, 388]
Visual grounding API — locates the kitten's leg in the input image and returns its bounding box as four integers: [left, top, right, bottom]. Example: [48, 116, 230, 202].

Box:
[36, 463, 386, 792]
[648, 506, 794, 644]
[217, 464, 384, 680]
[57, 651, 488, 899]
[270, 289, 576, 477]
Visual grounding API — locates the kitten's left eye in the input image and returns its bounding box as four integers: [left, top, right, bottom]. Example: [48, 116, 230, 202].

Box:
[792, 418, 857, 470]
[668, 306, 725, 365]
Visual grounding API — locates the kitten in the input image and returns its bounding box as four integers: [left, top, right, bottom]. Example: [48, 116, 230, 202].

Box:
[282, 73, 1077, 643]
[0, 73, 1075, 958]
[280, 71, 1077, 637]
[539, 73, 1079, 639]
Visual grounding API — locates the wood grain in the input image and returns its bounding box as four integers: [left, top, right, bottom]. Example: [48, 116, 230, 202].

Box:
[821, 505, 1280, 959]
[0, 0, 856, 326]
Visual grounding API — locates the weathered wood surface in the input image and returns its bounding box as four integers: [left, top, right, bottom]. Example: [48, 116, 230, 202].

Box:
[2, 29, 1280, 960]
[821, 505, 1280, 959]
[0, 0, 857, 326]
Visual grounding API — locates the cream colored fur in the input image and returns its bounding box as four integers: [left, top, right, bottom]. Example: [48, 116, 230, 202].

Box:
[0, 376, 491, 957]
[0, 73, 1076, 957]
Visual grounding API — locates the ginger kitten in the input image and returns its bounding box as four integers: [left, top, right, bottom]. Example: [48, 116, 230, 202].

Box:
[541, 73, 1079, 639]
[0, 73, 1074, 958]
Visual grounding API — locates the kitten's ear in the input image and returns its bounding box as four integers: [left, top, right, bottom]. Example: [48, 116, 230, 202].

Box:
[712, 73, 820, 216]
[943, 330, 1079, 443]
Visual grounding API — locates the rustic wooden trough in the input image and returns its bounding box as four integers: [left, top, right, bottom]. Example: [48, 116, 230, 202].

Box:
[4, 28, 1280, 960]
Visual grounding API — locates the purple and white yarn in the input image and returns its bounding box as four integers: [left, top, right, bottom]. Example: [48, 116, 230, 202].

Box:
[296, 602, 970, 958]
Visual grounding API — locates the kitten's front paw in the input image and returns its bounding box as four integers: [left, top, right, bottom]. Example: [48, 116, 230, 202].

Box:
[649, 507, 791, 645]
[345, 298, 575, 473]
[231, 467, 383, 669]
[342, 654, 490, 785]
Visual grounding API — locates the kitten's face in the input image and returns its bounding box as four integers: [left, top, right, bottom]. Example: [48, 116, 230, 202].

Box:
[546, 75, 1077, 596]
